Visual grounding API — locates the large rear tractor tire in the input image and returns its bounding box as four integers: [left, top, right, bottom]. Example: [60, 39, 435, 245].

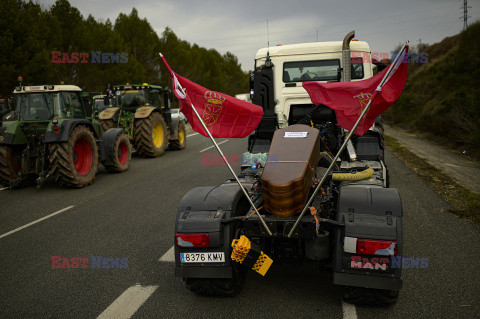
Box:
[169, 121, 186, 150]
[49, 125, 99, 188]
[341, 286, 399, 306]
[102, 133, 131, 173]
[134, 112, 167, 157]
[99, 119, 115, 135]
[0, 145, 22, 187]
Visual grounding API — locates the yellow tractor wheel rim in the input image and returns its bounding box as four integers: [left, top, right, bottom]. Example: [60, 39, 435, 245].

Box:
[152, 122, 164, 148]
[179, 129, 185, 144]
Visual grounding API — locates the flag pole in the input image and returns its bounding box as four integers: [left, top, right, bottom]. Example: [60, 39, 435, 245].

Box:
[159, 53, 273, 236]
[287, 43, 408, 238]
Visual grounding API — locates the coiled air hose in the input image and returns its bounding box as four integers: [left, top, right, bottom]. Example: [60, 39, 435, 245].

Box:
[332, 168, 374, 181]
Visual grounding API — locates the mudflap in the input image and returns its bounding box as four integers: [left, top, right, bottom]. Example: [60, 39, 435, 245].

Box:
[99, 128, 125, 164]
[332, 185, 403, 291]
[174, 184, 245, 279]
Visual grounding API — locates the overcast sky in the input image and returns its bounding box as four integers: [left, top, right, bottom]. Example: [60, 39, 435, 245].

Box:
[39, 0, 479, 71]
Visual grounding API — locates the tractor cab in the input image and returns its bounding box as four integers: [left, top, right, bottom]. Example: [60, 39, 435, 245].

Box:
[112, 84, 170, 111]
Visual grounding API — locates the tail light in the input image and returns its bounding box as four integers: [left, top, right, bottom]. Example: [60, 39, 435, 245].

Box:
[175, 233, 209, 248]
[344, 237, 397, 256]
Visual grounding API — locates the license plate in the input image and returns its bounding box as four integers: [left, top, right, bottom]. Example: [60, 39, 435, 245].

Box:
[180, 252, 225, 263]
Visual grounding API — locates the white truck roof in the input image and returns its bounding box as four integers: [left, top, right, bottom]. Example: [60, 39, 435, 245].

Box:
[255, 41, 371, 60]
[14, 85, 82, 93]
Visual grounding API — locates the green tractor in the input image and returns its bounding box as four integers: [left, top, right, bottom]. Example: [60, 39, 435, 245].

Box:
[0, 84, 132, 188]
[98, 84, 186, 157]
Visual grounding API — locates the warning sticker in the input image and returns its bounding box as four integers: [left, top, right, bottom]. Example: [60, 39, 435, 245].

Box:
[284, 132, 308, 138]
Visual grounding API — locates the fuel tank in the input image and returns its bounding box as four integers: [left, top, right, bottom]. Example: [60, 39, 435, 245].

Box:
[261, 125, 320, 217]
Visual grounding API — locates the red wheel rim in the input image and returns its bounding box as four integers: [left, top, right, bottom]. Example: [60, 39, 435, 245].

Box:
[118, 141, 128, 165]
[73, 137, 93, 175]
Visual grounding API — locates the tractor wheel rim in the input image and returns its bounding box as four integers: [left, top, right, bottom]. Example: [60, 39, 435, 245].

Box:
[118, 141, 128, 165]
[179, 129, 185, 144]
[152, 122, 164, 148]
[73, 137, 93, 175]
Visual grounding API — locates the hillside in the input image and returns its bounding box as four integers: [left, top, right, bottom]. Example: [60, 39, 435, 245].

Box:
[384, 21, 480, 159]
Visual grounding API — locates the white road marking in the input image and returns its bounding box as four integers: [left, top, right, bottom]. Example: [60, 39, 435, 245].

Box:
[97, 284, 158, 319]
[0, 187, 8, 191]
[199, 140, 229, 153]
[342, 301, 358, 319]
[158, 245, 175, 262]
[0, 206, 74, 239]
[187, 132, 199, 138]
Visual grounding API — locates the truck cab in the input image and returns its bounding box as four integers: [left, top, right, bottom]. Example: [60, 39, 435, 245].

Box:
[254, 41, 373, 128]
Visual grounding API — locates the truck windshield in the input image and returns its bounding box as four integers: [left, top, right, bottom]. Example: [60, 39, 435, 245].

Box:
[283, 58, 365, 82]
[116, 90, 147, 108]
[16, 93, 54, 121]
[283, 60, 340, 82]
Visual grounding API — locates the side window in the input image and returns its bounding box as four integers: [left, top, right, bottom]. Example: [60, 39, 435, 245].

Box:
[148, 91, 161, 108]
[351, 57, 364, 79]
[61, 92, 85, 118]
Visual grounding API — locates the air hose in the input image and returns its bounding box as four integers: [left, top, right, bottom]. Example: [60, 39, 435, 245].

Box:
[332, 168, 374, 181]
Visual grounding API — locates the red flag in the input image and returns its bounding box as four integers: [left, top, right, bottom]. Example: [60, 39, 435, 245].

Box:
[160, 55, 263, 138]
[303, 45, 409, 136]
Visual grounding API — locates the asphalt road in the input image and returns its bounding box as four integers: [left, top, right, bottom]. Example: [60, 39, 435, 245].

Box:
[0, 134, 479, 319]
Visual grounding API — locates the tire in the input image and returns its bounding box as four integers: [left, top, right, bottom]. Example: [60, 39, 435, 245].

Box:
[341, 286, 399, 306]
[184, 265, 246, 297]
[169, 121, 186, 150]
[99, 119, 115, 135]
[134, 112, 167, 157]
[49, 125, 99, 188]
[0, 145, 22, 187]
[103, 133, 131, 173]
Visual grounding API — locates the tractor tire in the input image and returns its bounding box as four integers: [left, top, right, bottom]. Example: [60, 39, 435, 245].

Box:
[0, 145, 21, 187]
[103, 133, 131, 173]
[99, 119, 115, 135]
[49, 125, 99, 188]
[184, 265, 246, 297]
[134, 112, 167, 157]
[169, 121, 186, 150]
[341, 286, 399, 306]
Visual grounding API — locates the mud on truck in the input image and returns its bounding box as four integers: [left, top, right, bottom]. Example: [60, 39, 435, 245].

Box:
[173, 32, 403, 306]
[0, 84, 131, 188]
[99, 84, 186, 157]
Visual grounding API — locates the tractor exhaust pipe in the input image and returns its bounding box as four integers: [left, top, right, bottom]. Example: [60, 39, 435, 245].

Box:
[342, 31, 355, 82]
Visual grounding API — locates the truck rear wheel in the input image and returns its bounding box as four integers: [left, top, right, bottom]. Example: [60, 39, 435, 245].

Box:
[99, 119, 115, 135]
[134, 112, 167, 157]
[102, 133, 131, 173]
[49, 125, 99, 188]
[341, 286, 399, 306]
[169, 121, 186, 150]
[184, 265, 246, 297]
[0, 145, 21, 187]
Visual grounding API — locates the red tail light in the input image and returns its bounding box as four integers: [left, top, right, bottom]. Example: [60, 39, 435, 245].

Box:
[175, 233, 209, 248]
[356, 239, 397, 256]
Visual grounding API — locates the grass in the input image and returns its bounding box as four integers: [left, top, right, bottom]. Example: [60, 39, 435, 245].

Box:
[385, 135, 480, 228]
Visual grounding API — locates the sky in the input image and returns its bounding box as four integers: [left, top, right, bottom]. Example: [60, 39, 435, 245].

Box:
[39, 0, 480, 71]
